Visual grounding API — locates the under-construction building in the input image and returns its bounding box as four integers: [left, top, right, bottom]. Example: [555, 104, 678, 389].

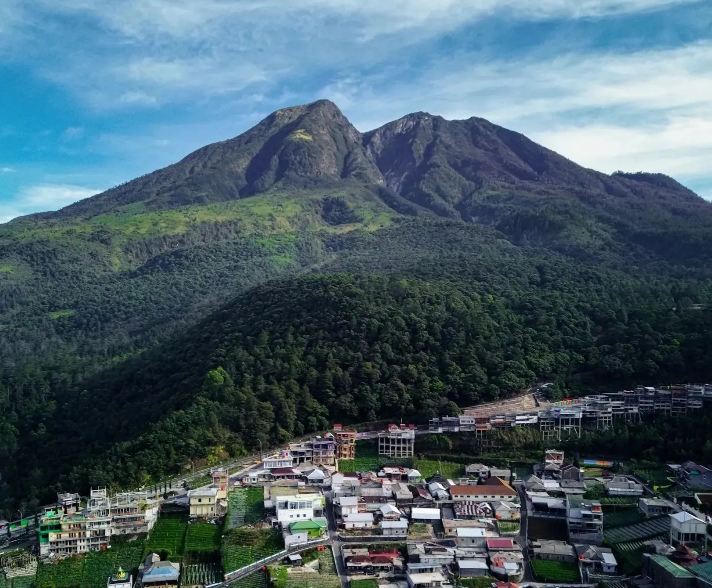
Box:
[378, 424, 415, 458]
[333, 424, 357, 460]
[105, 491, 159, 535]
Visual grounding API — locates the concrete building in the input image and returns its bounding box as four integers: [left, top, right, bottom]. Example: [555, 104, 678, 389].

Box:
[575, 544, 617, 575]
[333, 424, 357, 460]
[455, 527, 486, 547]
[141, 556, 180, 588]
[264, 451, 293, 470]
[605, 475, 644, 497]
[380, 519, 408, 536]
[639, 497, 680, 517]
[378, 424, 415, 458]
[275, 492, 324, 525]
[457, 559, 489, 578]
[343, 512, 374, 529]
[38, 503, 112, 557]
[450, 478, 518, 503]
[531, 539, 576, 562]
[406, 571, 447, 588]
[211, 468, 229, 499]
[670, 511, 708, 550]
[107, 492, 159, 535]
[566, 495, 603, 545]
[188, 487, 219, 519]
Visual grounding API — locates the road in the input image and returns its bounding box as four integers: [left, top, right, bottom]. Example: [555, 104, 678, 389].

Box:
[517, 481, 532, 582]
[324, 491, 348, 588]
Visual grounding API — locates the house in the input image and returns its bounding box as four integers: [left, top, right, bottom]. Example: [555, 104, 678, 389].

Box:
[336, 495, 359, 517]
[560, 479, 587, 495]
[486, 538, 516, 552]
[493, 501, 520, 521]
[575, 544, 618, 574]
[528, 493, 566, 517]
[303, 468, 328, 485]
[344, 549, 404, 575]
[407, 469, 422, 483]
[457, 559, 489, 578]
[211, 468, 229, 499]
[605, 476, 644, 497]
[566, 495, 603, 545]
[669, 511, 708, 550]
[393, 482, 414, 502]
[275, 492, 324, 525]
[450, 478, 518, 503]
[639, 497, 680, 517]
[427, 482, 449, 501]
[456, 527, 486, 547]
[264, 451, 294, 470]
[343, 512, 374, 529]
[465, 464, 490, 479]
[380, 519, 408, 536]
[489, 468, 512, 481]
[331, 473, 360, 497]
[141, 559, 180, 588]
[380, 503, 402, 520]
[411, 508, 441, 522]
[560, 464, 583, 482]
[288, 518, 327, 538]
[406, 571, 446, 588]
[531, 539, 576, 562]
[107, 567, 132, 588]
[188, 487, 219, 518]
[642, 553, 696, 588]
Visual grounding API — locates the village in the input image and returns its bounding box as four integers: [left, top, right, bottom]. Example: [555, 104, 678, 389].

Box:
[1, 384, 712, 588]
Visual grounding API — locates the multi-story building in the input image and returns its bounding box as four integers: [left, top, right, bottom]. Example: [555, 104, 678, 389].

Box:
[289, 435, 337, 466]
[211, 468, 229, 499]
[378, 424, 415, 458]
[566, 495, 603, 545]
[38, 503, 112, 557]
[333, 424, 357, 460]
[670, 511, 708, 550]
[188, 487, 219, 518]
[106, 492, 159, 535]
[274, 492, 324, 525]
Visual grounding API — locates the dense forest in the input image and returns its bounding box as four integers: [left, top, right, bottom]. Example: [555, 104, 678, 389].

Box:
[1, 100, 712, 516]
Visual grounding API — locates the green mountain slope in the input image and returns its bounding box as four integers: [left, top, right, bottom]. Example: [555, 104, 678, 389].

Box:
[1, 100, 711, 513]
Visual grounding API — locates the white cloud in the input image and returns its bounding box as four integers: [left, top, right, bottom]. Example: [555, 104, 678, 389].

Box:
[0, 184, 102, 223]
[0, 167, 15, 174]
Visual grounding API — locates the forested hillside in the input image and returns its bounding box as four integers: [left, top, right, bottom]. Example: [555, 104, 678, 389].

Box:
[1, 100, 711, 514]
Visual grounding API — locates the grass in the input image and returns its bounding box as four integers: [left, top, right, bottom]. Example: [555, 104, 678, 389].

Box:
[530, 559, 580, 583]
[413, 458, 464, 479]
[144, 514, 188, 561]
[185, 521, 222, 553]
[229, 572, 269, 588]
[48, 309, 76, 320]
[497, 521, 520, 534]
[350, 580, 379, 588]
[222, 528, 283, 574]
[270, 551, 339, 588]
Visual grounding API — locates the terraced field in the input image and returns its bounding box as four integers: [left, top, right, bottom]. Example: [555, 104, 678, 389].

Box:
[604, 516, 669, 544]
[530, 559, 580, 583]
[185, 522, 222, 553]
[222, 528, 283, 574]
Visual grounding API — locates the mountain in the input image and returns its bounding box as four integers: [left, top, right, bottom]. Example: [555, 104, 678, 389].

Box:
[1, 100, 711, 513]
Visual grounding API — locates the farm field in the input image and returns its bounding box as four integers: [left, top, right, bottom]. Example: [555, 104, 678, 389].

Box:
[230, 571, 269, 588]
[603, 508, 645, 528]
[226, 488, 265, 529]
[350, 580, 379, 588]
[604, 516, 669, 544]
[530, 559, 580, 583]
[222, 528, 283, 573]
[144, 514, 188, 561]
[185, 522, 222, 553]
[35, 537, 146, 588]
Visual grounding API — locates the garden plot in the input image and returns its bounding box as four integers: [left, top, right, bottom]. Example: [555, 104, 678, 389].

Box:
[270, 551, 339, 588]
[530, 559, 580, 583]
[604, 516, 670, 544]
[144, 514, 188, 561]
[226, 488, 265, 529]
[222, 528, 283, 574]
[185, 522, 222, 553]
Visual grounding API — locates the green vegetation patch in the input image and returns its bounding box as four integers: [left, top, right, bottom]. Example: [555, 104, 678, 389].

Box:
[48, 309, 76, 320]
[145, 514, 188, 561]
[603, 507, 645, 528]
[604, 516, 670, 544]
[221, 527, 283, 574]
[185, 522, 222, 553]
[531, 559, 580, 583]
[226, 488, 265, 529]
[287, 129, 314, 142]
[350, 580, 379, 588]
[413, 458, 464, 479]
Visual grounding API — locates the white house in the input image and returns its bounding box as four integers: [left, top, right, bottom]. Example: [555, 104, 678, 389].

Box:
[456, 527, 486, 547]
[411, 507, 441, 522]
[264, 451, 294, 470]
[336, 495, 359, 517]
[343, 512, 374, 529]
[407, 571, 446, 588]
[605, 476, 644, 497]
[275, 492, 324, 525]
[670, 511, 708, 549]
[380, 503, 402, 520]
[381, 519, 408, 536]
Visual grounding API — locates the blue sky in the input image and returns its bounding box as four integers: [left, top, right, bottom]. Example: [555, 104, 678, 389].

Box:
[1, 0, 711, 222]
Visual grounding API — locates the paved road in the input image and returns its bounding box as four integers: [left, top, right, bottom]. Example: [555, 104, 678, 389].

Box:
[517, 482, 533, 582]
[324, 491, 348, 588]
